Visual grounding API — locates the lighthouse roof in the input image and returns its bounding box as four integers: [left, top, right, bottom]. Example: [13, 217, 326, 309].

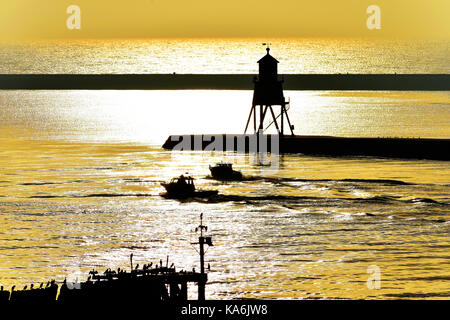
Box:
[257, 47, 279, 64]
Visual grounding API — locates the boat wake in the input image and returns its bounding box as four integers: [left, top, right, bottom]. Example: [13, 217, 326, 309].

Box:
[246, 176, 414, 186]
[171, 193, 449, 207]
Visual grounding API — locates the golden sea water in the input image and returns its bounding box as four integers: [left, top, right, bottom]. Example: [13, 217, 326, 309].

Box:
[0, 38, 449, 74]
[0, 39, 449, 299]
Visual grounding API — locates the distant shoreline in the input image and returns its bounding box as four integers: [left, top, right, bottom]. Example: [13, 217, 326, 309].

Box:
[0, 74, 449, 90]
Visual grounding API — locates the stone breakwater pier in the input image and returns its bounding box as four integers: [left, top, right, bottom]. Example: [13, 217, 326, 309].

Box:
[162, 134, 450, 161]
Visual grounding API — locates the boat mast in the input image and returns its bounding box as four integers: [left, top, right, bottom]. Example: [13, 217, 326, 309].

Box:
[194, 213, 213, 300]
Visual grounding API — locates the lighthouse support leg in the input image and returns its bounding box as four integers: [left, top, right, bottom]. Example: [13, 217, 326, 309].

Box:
[283, 105, 295, 135]
[244, 105, 254, 134]
[268, 106, 281, 134]
[253, 105, 257, 132]
[259, 105, 264, 131]
[259, 105, 269, 131]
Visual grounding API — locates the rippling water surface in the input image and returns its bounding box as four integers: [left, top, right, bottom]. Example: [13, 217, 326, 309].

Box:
[1, 89, 449, 299]
[0, 38, 449, 74]
[0, 39, 449, 299]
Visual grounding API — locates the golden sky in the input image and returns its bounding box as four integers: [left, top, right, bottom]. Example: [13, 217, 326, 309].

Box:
[0, 0, 449, 39]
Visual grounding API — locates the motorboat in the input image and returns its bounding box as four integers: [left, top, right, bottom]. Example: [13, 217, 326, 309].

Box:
[161, 175, 218, 199]
[209, 162, 243, 180]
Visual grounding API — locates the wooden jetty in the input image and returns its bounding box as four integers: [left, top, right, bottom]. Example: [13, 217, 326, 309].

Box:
[58, 265, 207, 303]
[0, 214, 213, 304]
[1, 281, 58, 303]
[1, 265, 207, 304]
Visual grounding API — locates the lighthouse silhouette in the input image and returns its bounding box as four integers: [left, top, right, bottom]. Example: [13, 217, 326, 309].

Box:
[244, 45, 295, 136]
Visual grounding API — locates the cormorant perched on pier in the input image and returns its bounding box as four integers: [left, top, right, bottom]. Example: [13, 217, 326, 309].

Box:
[0, 285, 8, 302]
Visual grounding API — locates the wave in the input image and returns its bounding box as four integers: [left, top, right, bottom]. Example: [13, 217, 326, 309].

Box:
[352, 195, 400, 203]
[29, 193, 154, 199]
[21, 182, 57, 186]
[383, 292, 450, 298]
[20, 180, 91, 186]
[407, 197, 442, 204]
[398, 275, 450, 281]
[77, 193, 154, 198]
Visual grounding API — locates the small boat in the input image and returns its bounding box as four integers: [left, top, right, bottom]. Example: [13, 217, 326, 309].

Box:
[209, 162, 243, 180]
[161, 175, 218, 199]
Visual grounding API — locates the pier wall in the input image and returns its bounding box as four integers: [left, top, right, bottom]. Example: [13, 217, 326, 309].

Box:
[162, 134, 450, 161]
[0, 74, 449, 90]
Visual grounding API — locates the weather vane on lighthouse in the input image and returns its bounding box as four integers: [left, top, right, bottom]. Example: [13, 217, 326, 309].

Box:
[262, 42, 272, 54]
